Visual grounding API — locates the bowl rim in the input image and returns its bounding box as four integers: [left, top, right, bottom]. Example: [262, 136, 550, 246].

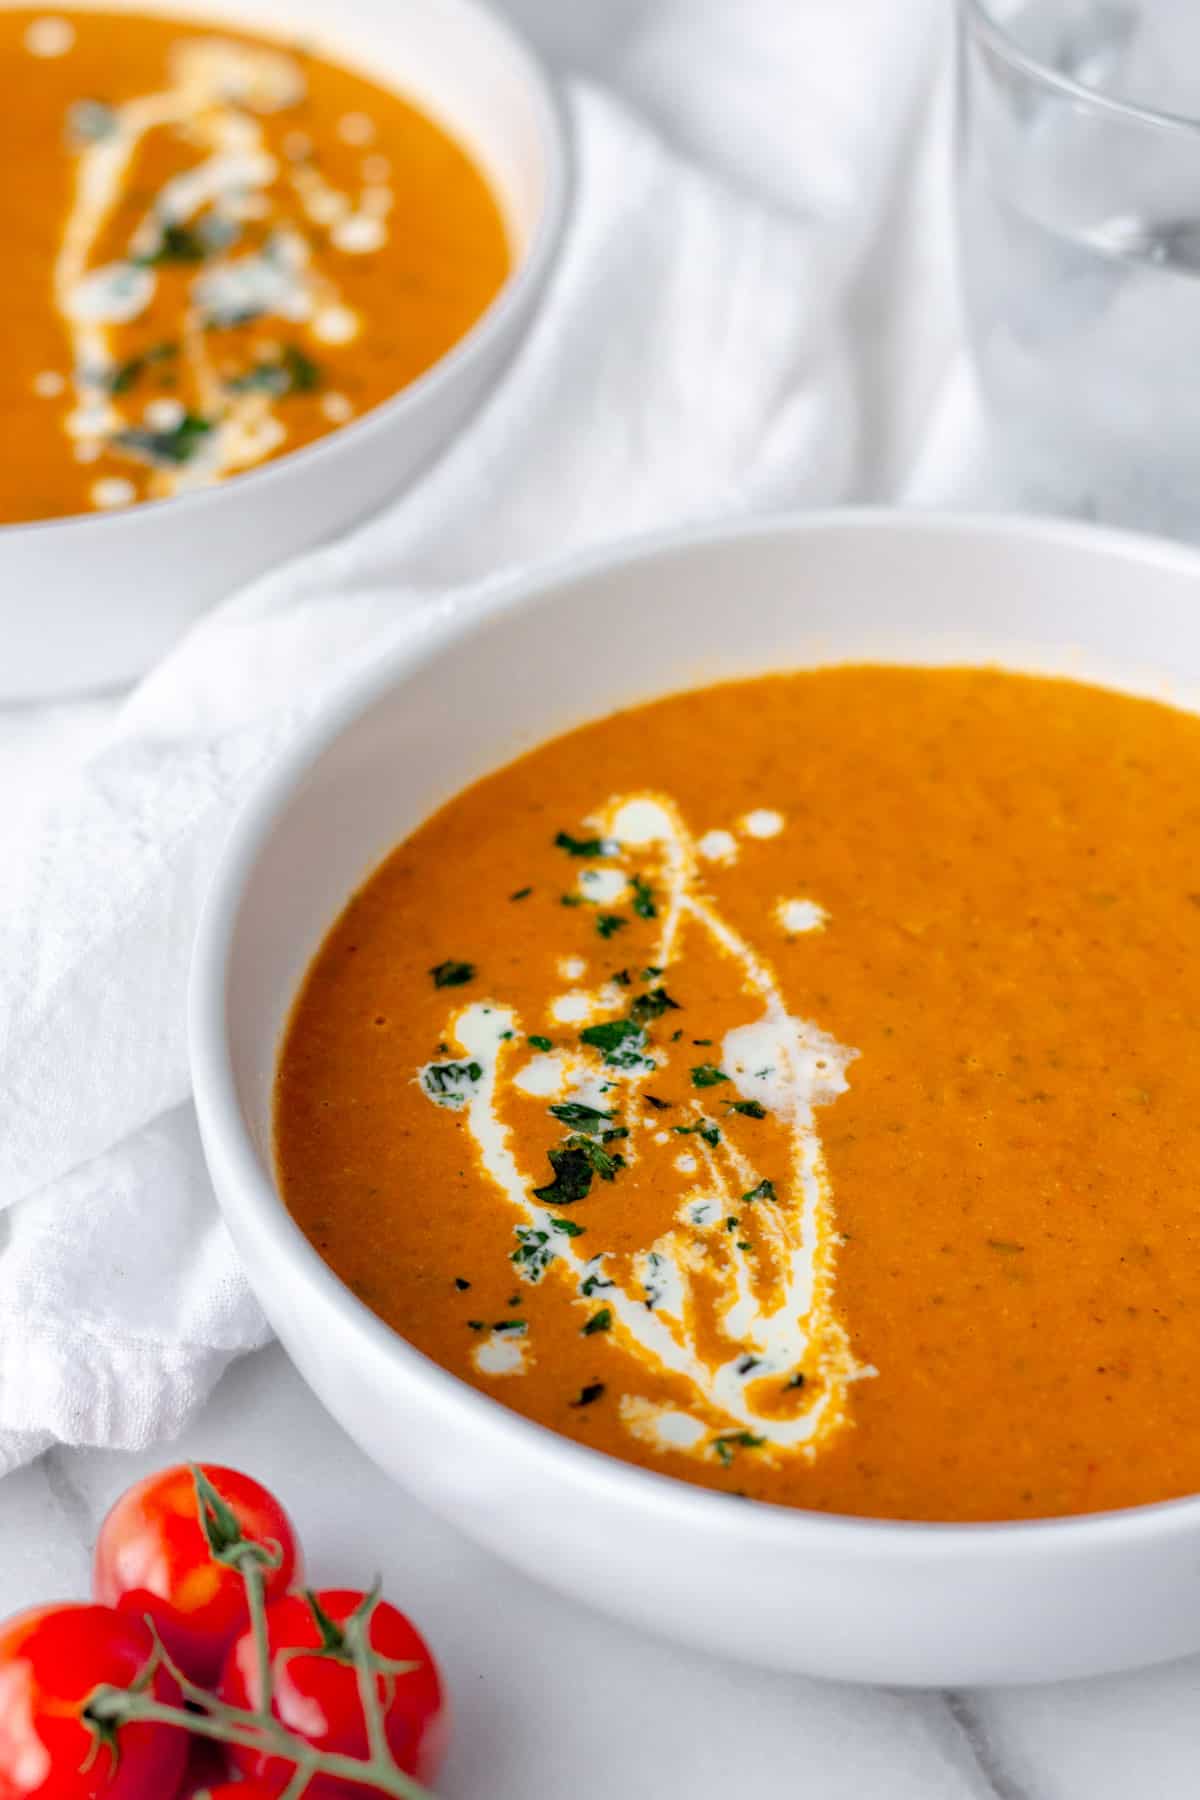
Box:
[3, 0, 571, 543]
[190, 505, 1200, 1558]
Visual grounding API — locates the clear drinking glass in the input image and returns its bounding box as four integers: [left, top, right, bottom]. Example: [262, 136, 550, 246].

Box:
[958, 0, 1200, 539]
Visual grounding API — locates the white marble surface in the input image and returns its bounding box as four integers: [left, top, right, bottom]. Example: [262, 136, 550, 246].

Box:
[0, 1341, 1195, 1799]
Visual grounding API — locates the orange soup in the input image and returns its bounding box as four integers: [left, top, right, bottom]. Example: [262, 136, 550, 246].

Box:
[0, 8, 509, 521]
[276, 666, 1200, 1522]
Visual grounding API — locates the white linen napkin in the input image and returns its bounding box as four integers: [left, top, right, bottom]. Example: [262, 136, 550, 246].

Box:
[0, 0, 953, 1473]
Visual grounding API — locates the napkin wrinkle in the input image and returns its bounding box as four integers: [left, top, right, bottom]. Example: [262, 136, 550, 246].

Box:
[0, 38, 951, 1471]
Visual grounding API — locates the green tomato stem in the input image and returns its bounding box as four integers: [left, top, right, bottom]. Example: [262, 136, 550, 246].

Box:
[240, 1554, 274, 1722]
[87, 1686, 437, 1798]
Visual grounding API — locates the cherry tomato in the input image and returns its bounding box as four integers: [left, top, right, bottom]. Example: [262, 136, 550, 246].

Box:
[219, 1588, 448, 1796]
[0, 1604, 187, 1800]
[93, 1464, 303, 1687]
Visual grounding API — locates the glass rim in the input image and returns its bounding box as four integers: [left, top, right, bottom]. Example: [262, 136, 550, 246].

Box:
[961, 0, 1200, 139]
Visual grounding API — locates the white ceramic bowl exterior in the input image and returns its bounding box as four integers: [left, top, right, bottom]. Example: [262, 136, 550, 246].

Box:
[191, 512, 1200, 1687]
[1, 0, 567, 699]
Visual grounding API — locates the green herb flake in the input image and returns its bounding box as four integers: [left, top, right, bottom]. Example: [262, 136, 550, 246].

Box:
[643, 1094, 672, 1111]
[728, 1100, 767, 1119]
[113, 411, 214, 467]
[135, 221, 210, 266]
[580, 1017, 648, 1069]
[454, 1277, 471, 1291]
[630, 986, 681, 1025]
[725, 1216, 739, 1232]
[555, 830, 613, 858]
[94, 340, 178, 396]
[570, 1382, 606, 1407]
[511, 1226, 553, 1279]
[533, 1147, 594, 1207]
[492, 1319, 527, 1334]
[510, 886, 533, 901]
[610, 968, 631, 987]
[229, 343, 322, 398]
[466, 1319, 485, 1331]
[421, 1060, 484, 1106]
[691, 1063, 729, 1089]
[549, 1101, 613, 1130]
[642, 965, 664, 979]
[430, 960, 476, 988]
[582, 1307, 613, 1336]
[528, 1035, 553, 1052]
[631, 874, 657, 919]
[741, 1178, 777, 1204]
[713, 1430, 766, 1466]
[580, 1271, 613, 1297]
[596, 913, 626, 939]
[784, 1372, 806, 1391]
[674, 1119, 720, 1148]
[568, 1135, 625, 1182]
[551, 1217, 586, 1237]
[560, 893, 583, 908]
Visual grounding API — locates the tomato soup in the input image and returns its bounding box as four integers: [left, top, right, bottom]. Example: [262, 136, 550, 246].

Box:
[0, 8, 508, 522]
[276, 667, 1200, 1522]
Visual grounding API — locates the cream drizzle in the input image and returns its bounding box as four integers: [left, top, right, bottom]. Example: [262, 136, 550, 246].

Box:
[420, 795, 873, 1467]
[53, 36, 388, 502]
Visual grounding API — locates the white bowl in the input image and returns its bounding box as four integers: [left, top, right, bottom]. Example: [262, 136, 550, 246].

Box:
[191, 510, 1200, 1687]
[2, 0, 567, 700]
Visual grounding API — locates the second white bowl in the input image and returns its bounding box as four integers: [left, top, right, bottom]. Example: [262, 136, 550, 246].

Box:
[2, 0, 568, 699]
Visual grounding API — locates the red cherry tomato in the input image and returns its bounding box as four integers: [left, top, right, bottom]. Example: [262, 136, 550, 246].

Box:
[219, 1588, 448, 1797]
[0, 1604, 187, 1800]
[93, 1464, 303, 1687]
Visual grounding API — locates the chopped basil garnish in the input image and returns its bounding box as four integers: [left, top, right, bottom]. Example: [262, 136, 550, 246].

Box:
[510, 886, 533, 901]
[549, 1102, 612, 1130]
[728, 1100, 767, 1119]
[113, 411, 214, 467]
[94, 340, 178, 396]
[512, 1226, 554, 1280]
[741, 1178, 777, 1204]
[582, 1307, 612, 1335]
[421, 1060, 483, 1107]
[596, 913, 626, 939]
[454, 1277, 471, 1291]
[643, 1094, 672, 1111]
[570, 1382, 606, 1407]
[533, 1146, 594, 1206]
[580, 1017, 648, 1069]
[134, 222, 210, 266]
[430, 960, 475, 988]
[631, 874, 657, 919]
[713, 1430, 765, 1467]
[228, 343, 321, 397]
[528, 1035, 553, 1052]
[690, 1063, 729, 1089]
[674, 1119, 720, 1148]
[554, 830, 614, 858]
[630, 986, 680, 1025]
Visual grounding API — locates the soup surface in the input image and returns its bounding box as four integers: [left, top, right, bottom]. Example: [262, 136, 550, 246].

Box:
[276, 666, 1200, 1522]
[0, 8, 509, 521]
